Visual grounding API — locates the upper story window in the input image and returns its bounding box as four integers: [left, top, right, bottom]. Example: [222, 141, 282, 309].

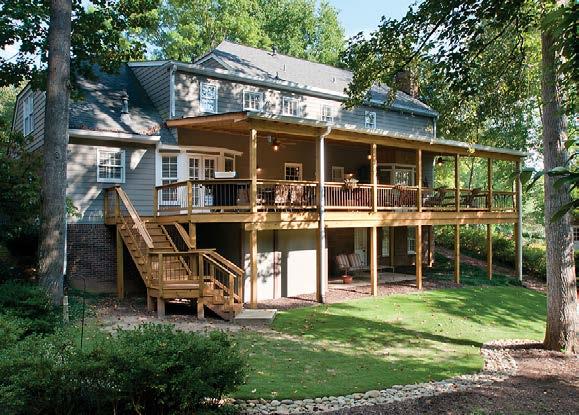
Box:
[284, 163, 302, 181]
[200, 82, 218, 113]
[243, 91, 264, 112]
[365, 111, 377, 129]
[23, 95, 34, 135]
[331, 166, 344, 182]
[282, 97, 301, 117]
[321, 104, 334, 123]
[161, 155, 178, 203]
[97, 148, 125, 183]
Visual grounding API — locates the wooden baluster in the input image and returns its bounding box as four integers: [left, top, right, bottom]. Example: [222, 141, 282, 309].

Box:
[228, 273, 235, 308]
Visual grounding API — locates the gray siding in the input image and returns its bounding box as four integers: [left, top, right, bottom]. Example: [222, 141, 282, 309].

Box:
[12, 87, 46, 152]
[67, 142, 155, 224]
[130, 64, 171, 120]
[175, 71, 434, 139]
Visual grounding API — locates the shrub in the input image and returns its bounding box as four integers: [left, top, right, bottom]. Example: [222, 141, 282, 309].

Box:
[0, 314, 27, 349]
[0, 324, 246, 415]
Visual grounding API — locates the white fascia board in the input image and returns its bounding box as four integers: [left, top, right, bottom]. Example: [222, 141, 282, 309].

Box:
[68, 129, 160, 144]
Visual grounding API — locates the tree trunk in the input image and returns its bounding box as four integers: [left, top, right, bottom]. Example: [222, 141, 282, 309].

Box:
[540, 12, 577, 352]
[38, 0, 72, 305]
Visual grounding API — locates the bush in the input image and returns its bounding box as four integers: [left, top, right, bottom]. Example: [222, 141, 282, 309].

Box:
[435, 226, 550, 280]
[0, 280, 59, 334]
[0, 324, 246, 415]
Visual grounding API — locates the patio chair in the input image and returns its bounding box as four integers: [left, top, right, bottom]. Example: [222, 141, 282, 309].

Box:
[289, 184, 305, 207]
[336, 254, 351, 275]
[274, 184, 290, 210]
[462, 188, 482, 208]
[236, 188, 249, 206]
[423, 187, 448, 208]
[347, 253, 369, 273]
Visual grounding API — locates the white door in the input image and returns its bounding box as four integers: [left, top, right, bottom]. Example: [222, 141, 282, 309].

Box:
[354, 228, 368, 265]
[189, 155, 218, 208]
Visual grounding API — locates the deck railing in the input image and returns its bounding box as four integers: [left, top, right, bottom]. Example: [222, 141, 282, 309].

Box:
[152, 180, 516, 214]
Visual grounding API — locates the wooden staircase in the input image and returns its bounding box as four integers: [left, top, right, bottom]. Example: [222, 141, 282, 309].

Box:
[105, 187, 244, 320]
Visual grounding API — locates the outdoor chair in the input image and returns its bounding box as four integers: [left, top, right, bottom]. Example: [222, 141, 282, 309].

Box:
[336, 254, 351, 275]
[347, 253, 369, 273]
[274, 184, 290, 210]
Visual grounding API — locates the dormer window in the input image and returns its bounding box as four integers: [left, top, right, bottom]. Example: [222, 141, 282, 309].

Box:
[243, 91, 264, 112]
[200, 82, 218, 113]
[321, 104, 334, 123]
[23, 94, 34, 136]
[282, 97, 301, 117]
[365, 111, 377, 129]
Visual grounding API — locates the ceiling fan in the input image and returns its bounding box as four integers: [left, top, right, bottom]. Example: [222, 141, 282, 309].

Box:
[264, 135, 296, 151]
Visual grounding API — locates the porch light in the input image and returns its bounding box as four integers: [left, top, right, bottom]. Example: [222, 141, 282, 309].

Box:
[256, 166, 262, 173]
[367, 154, 372, 160]
[272, 139, 280, 152]
[436, 156, 444, 167]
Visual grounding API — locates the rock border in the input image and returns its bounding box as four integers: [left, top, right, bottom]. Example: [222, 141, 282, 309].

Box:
[234, 339, 532, 414]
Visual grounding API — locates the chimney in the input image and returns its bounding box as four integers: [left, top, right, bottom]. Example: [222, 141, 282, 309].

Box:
[394, 70, 419, 98]
[120, 92, 129, 114]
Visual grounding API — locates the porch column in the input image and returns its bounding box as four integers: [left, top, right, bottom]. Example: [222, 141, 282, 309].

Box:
[454, 224, 460, 284]
[189, 223, 197, 249]
[454, 154, 460, 212]
[416, 225, 423, 289]
[250, 228, 258, 308]
[316, 128, 330, 303]
[370, 226, 378, 295]
[515, 160, 523, 281]
[417, 149, 422, 212]
[487, 224, 493, 280]
[116, 228, 125, 298]
[487, 158, 493, 211]
[249, 128, 258, 213]
[371, 143, 377, 212]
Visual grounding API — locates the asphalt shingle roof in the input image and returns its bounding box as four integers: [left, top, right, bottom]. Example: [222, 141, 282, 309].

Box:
[202, 40, 437, 116]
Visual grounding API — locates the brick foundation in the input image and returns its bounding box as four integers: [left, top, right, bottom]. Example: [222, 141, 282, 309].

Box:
[66, 224, 144, 295]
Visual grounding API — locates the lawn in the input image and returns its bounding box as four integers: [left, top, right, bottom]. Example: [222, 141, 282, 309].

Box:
[233, 286, 546, 400]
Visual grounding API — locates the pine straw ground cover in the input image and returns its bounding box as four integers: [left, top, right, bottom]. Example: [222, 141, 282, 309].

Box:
[233, 287, 546, 400]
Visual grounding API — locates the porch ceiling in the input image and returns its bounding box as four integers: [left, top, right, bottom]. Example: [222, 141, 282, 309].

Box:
[166, 112, 528, 161]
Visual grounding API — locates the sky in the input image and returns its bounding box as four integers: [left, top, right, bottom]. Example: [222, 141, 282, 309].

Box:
[328, 0, 417, 38]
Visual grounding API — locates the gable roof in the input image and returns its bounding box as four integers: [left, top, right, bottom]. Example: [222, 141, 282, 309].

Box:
[195, 40, 437, 117]
[69, 65, 174, 143]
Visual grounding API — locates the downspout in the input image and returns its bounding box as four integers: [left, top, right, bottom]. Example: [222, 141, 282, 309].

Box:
[317, 125, 332, 303]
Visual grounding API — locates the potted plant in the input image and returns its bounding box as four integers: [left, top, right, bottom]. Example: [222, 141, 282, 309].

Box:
[341, 273, 353, 284]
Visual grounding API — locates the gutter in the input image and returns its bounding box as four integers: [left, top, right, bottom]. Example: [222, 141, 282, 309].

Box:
[68, 129, 161, 144]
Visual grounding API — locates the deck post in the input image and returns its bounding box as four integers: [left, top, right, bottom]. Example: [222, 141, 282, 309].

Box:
[370, 226, 378, 295]
[371, 143, 377, 212]
[416, 224, 422, 289]
[249, 128, 258, 213]
[250, 229, 258, 308]
[157, 253, 165, 318]
[316, 128, 330, 303]
[189, 223, 197, 249]
[455, 154, 460, 212]
[454, 224, 460, 284]
[515, 160, 523, 281]
[428, 225, 435, 267]
[487, 158, 493, 211]
[116, 228, 125, 298]
[153, 186, 158, 216]
[417, 149, 422, 212]
[487, 224, 493, 280]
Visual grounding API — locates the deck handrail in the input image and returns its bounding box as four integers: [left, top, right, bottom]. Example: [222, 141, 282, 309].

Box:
[114, 187, 155, 249]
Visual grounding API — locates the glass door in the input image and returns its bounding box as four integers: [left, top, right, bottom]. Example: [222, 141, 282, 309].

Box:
[189, 155, 218, 208]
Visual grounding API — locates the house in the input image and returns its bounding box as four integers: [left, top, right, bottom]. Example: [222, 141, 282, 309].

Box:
[12, 41, 525, 319]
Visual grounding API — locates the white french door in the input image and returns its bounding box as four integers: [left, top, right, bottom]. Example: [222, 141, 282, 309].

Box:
[189, 155, 217, 208]
[354, 228, 368, 265]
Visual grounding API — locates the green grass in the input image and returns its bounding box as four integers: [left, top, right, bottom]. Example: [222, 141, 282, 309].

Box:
[233, 286, 545, 399]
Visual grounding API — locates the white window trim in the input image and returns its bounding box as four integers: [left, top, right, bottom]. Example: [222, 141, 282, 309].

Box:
[284, 162, 303, 181]
[382, 227, 390, 257]
[199, 82, 218, 113]
[331, 166, 344, 182]
[282, 96, 301, 117]
[160, 154, 179, 205]
[23, 95, 34, 136]
[96, 148, 125, 183]
[407, 227, 416, 255]
[243, 90, 264, 112]
[320, 104, 334, 123]
[378, 163, 416, 186]
[365, 110, 377, 129]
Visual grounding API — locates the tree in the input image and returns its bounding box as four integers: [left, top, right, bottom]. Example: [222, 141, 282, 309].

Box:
[0, 0, 159, 304]
[344, 0, 576, 352]
[140, 0, 345, 65]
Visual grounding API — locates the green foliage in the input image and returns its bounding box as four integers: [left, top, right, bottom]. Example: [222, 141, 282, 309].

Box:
[0, 0, 160, 88]
[0, 325, 246, 415]
[0, 85, 19, 131]
[434, 226, 549, 280]
[140, 0, 345, 65]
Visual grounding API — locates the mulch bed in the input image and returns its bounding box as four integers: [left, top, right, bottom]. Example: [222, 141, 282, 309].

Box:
[328, 344, 579, 415]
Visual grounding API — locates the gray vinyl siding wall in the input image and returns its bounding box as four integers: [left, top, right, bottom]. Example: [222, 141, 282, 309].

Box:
[174, 71, 434, 138]
[12, 87, 46, 152]
[130, 64, 171, 120]
[67, 142, 155, 224]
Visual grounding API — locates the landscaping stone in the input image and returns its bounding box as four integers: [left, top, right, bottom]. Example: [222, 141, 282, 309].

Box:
[235, 339, 529, 414]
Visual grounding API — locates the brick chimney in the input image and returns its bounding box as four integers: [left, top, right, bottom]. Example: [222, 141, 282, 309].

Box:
[394, 70, 419, 98]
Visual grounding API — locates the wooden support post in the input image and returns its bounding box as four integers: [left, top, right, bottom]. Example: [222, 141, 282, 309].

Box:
[455, 154, 460, 212]
[249, 128, 258, 213]
[189, 223, 197, 249]
[454, 224, 460, 284]
[157, 298, 165, 318]
[114, 189, 121, 222]
[197, 258, 205, 319]
[428, 225, 435, 267]
[228, 273, 235, 309]
[416, 225, 423, 289]
[370, 226, 378, 295]
[146, 293, 153, 312]
[487, 224, 493, 280]
[250, 229, 258, 308]
[515, 161, 523, 282]
[487, 158, 493, 211]
[390, 227, 395, 268]
[371, 143, 378, 212]
[116, 228, 124, 298]
[417, 149, 422, 212]
[197, 298, 204, 319]
[153, 187, 158, 217]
